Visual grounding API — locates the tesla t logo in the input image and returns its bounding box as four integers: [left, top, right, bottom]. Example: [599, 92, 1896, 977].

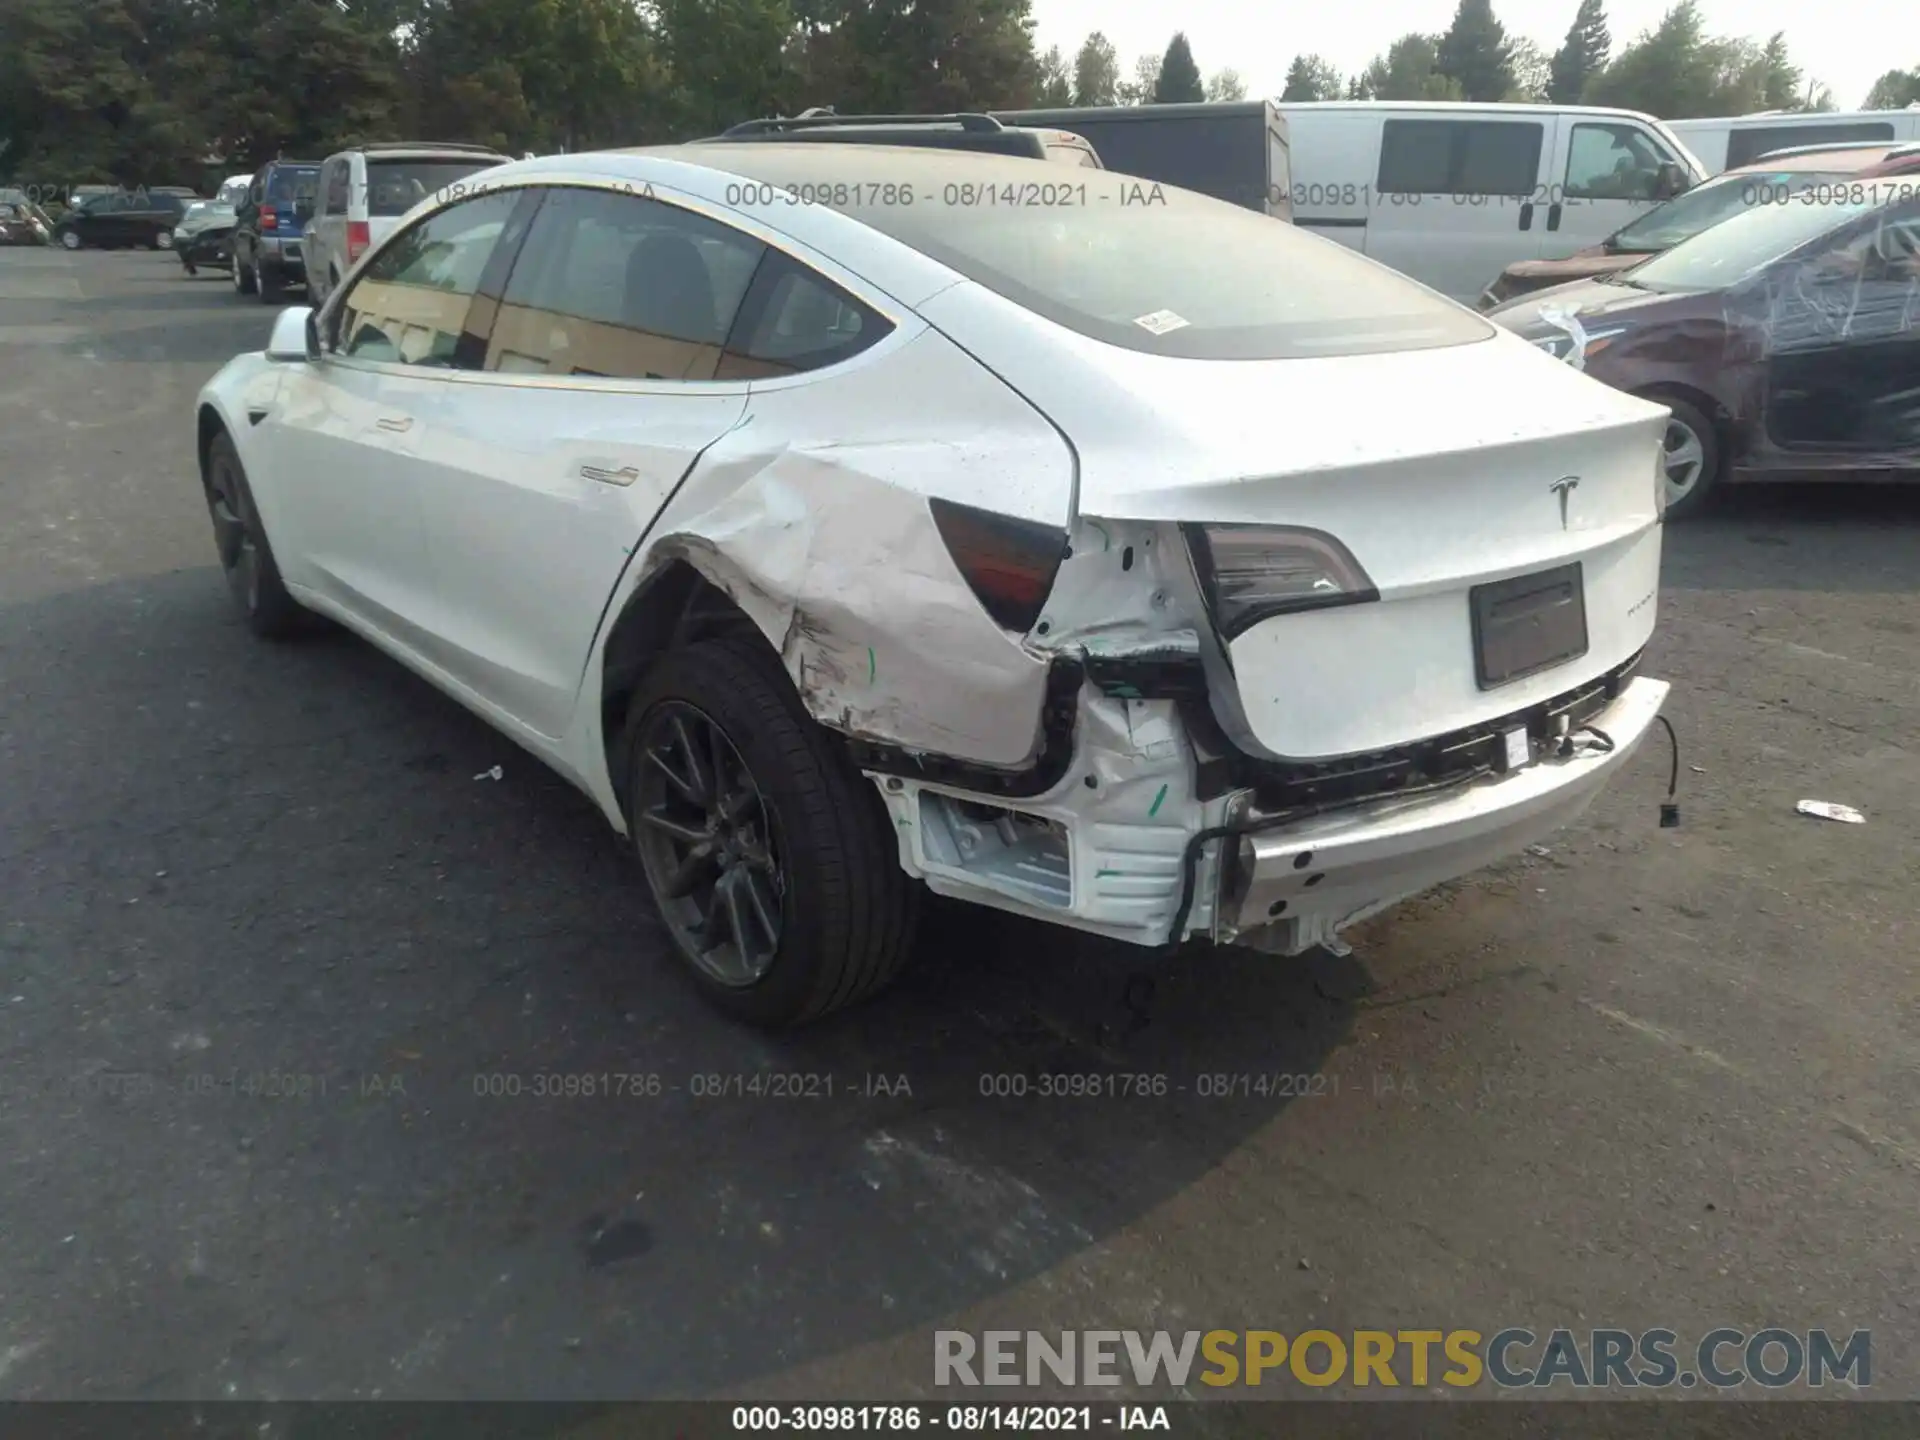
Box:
[1549, 476, 1579, 529]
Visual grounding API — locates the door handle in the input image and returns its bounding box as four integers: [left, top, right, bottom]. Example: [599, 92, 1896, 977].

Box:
[581, 463, 640, 487]
[1547, 202, 1564, 232]
[1518, 202, 1535, 232]
[375, 415, 413, 433]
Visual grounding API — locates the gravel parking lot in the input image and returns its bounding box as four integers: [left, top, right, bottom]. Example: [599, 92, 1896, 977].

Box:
[2, 246, 1917, 1409]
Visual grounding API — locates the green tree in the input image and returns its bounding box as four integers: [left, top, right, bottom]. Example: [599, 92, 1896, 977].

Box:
[1354, 33, 1463, 101]
[1280, 54, 1343, 102]
[1035, 44, 1071, 105]
[1547, 0, 1609, 103]
[1152, 32, 1204, 104]
[1505, 36, 1550, 101]
[1205, 68, 1247, 102]
[1759, 31, 1799, 110]
[1071, 30, 1119, 106]
[1435, 0, 1514, 102]
[797, 0, 1039, 116]
[1865, 66, 1920, 108]
[656, 0, 795, 135]
[1583, 0, 1708, 117]
[1116, 53, 1160, 105]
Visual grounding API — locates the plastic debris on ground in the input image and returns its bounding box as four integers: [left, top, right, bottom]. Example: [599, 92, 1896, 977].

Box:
[474, 765, 504, 782]
[1795, 800, 1864, 824]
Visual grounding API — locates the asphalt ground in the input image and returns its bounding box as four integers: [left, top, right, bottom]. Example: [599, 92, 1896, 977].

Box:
[1, 245, 1917, 1419]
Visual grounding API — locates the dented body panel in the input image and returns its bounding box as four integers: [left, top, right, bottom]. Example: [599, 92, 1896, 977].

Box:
[196, 142, 1674, 968]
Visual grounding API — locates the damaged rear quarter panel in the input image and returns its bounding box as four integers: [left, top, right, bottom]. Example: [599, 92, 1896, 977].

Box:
[620, 326, 1078, 769]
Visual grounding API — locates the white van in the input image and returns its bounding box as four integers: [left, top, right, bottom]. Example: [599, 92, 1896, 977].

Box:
[1666, 108, 1920, 175]
[1274, 101, 1708, 303]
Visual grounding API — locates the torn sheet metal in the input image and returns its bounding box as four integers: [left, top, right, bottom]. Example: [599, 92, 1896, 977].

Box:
[617, 326, 1074, 768]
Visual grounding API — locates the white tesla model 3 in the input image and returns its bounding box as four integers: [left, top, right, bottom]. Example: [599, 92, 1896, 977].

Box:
[194, 143, 1672, 1027]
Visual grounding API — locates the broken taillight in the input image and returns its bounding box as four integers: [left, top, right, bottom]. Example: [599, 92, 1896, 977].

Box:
[929, 498, 1068, 634]
[346, 220, 369, 261]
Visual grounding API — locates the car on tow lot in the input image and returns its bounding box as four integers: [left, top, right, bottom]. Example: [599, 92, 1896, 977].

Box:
[1479, 141, 1920, 308]
[304, 142, 513, 308]
[50, 188, 190, 250]
[0, 201, 52, 246]
[194, 144, 1671, 1027]
[174, 198, 238, 274]
[1489, 192, 1920, 518]
[231, 159, 322, 300]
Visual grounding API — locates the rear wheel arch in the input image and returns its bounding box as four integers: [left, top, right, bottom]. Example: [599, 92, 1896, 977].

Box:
[599, 559, 787, 819]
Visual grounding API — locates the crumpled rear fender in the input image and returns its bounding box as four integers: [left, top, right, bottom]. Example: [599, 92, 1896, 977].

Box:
[605, 326, 1078, 770]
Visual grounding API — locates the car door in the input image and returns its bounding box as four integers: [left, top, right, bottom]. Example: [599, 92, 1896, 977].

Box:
[261, 185, 528, 650]
[395, 181, 770, 738]
[1553, 119, 1689, 260]
[1367, 114, 1555, 303]
[1760, 205, 1920, 464]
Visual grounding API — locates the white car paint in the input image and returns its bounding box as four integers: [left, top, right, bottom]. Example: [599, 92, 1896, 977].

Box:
[1667, 109, 1920, 175]
[1276, 101, 1708, 303]
[200, 145, 1671, 973]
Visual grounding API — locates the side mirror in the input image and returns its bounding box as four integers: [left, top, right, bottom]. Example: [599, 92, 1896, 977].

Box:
[1653, 163, 1690, 202]
[265, 305, 319, 363]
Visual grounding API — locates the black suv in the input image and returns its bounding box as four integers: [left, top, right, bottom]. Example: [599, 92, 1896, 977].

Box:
[702, 111, 1102, 166]
[230, 158, 322, 300]
[50, 189, 191, 251]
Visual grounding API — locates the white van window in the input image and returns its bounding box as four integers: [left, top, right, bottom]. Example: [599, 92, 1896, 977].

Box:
[1726, 122, 1896, 169]
[1565, 123, 1676, 201]
[1377, 119, 1543, 197]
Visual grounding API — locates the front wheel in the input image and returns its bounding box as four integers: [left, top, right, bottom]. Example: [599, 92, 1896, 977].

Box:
[622, 636, 919, 1028]
[153, 230, 173, 250]
[202, 432, 310, 639]
[59, 230, 81, 251]
[181, 258, 197, 276]
[1651, 395, 1722, 520]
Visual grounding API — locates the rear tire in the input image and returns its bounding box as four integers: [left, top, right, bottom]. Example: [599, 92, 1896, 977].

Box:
[256, 257, 281, 303]
[202, 431, 310, 639]
[59, 230, 81, 251]
[621, 635, 919, 1028]
[1648, 394, 1722, 520]
[153, 230, 173, 250]
[232, 248, 256, 294]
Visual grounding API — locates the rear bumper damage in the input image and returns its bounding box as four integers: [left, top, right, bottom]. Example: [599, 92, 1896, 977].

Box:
[872, 661, 1667, 955]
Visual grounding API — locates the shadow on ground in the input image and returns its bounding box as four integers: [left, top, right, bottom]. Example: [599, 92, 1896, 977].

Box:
[0, 567, 1361, 1400]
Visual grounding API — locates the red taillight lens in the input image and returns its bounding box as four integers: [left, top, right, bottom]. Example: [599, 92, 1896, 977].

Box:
[259, 203, 277, 230]
[346, 220, 369, 261]
[929, 498, 1067, 634]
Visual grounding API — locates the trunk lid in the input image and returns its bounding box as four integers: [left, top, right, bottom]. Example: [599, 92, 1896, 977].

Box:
[919, 284, 1669, 759]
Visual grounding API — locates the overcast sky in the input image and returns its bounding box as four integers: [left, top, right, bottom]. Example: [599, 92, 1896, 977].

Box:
[1029, 0, 1895, 112]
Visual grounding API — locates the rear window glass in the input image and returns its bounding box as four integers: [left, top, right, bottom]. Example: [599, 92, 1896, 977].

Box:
[267, 168, 321, 205]
[702, 148, 1490, 360]
[366, 158, 504, 216]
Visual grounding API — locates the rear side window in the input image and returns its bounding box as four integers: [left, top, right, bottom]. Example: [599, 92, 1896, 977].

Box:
[324, 161, 349, 213]
[365, 158, 503, 217]
[488, 186, 765, 380]
[1037, 115, 1267, 211]
[267, 167, 321, 210]
[1728, 123, 1896, 168]
[717, 254, 892, 380]
[1378, 119, 1543, 196]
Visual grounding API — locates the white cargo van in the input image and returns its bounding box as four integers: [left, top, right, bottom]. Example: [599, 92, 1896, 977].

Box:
[1274, 101, 1708, 303]
[1666, 108, 1920, 175]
